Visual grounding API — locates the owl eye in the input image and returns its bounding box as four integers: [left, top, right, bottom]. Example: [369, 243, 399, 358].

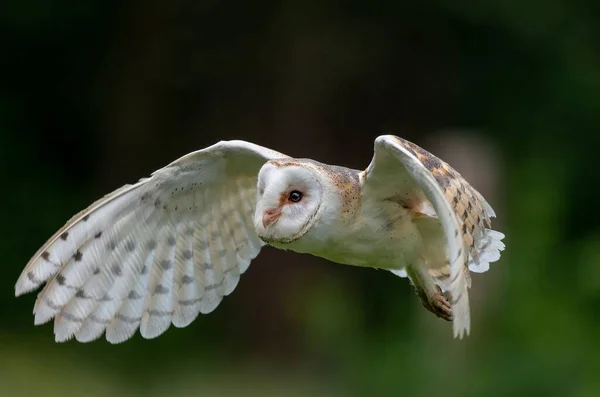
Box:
[288, 190, 303, 202]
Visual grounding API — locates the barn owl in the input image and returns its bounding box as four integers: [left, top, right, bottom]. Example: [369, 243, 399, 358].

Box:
[15, 135, 505, 343]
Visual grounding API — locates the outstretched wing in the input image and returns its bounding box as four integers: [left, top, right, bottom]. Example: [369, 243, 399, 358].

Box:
[15, 140, 287, 343]
[363, 135, 505, 338]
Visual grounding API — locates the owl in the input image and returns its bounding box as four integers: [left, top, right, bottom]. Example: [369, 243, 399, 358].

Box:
[15, 135, 505, 343]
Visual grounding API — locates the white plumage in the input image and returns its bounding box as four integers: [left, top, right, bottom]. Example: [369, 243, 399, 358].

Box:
[15, 136, 505, 343]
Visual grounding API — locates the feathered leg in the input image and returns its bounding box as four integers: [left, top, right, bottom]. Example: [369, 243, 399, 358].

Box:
[405, 264, 453, 321]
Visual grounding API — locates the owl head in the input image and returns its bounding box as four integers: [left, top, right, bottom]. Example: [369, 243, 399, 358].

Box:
[253, 160, 325, 244]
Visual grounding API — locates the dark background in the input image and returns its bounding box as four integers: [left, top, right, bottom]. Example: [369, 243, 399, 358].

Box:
[2, 1, 599, 396]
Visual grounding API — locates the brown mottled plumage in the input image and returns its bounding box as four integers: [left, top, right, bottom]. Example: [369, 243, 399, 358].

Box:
[392, 137, 494, 280]
[15, 136, 504, 343]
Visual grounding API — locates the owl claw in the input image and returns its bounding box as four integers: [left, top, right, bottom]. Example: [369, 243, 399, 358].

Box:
[417, 286, 453, 321]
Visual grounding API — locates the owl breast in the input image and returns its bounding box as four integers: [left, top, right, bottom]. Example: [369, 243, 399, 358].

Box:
[283, 200, 427, 270]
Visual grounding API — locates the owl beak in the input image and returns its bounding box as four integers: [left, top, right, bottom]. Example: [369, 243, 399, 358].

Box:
[262, 207, 281, 228]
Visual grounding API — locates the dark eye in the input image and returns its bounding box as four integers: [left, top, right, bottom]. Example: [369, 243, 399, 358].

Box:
[288, 190, 303, 202]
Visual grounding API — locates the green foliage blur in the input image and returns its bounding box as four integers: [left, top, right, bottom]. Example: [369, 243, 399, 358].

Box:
[2, 1, 599, 396]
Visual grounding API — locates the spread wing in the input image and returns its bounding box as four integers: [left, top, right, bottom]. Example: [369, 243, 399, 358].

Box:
[15, 140, 288, 343]
[363, 135, 505, 338]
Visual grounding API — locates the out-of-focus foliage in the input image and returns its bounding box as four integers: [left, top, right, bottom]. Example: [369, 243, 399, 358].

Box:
[1, 1, 599, 396]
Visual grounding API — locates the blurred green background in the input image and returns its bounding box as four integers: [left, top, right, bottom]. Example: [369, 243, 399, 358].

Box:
[2, 1, 599, 396]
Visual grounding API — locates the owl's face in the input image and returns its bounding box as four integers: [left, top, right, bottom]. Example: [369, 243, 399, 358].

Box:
[253, 161, 324, 244]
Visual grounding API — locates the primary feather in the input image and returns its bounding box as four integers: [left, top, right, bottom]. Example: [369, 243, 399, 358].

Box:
[15, 141, 287, 343]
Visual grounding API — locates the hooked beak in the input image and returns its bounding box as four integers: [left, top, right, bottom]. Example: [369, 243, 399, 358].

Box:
[262, 207, 282, 228]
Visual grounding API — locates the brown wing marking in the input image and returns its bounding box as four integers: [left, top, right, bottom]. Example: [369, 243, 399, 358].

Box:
[392, 137, 491, 268]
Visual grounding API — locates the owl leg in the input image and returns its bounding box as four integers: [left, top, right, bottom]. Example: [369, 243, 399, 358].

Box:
[405, 265, 453, 321]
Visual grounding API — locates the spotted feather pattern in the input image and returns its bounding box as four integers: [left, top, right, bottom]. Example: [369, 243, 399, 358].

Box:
[15, 141, 287, 343]
[393, 137, 504, 274]
[366, 135, 505, 339]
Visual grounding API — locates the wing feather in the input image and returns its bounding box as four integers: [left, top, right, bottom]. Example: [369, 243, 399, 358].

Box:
[15, 140, 287, 343]
[140, 216, 178, 339]
[365, 135, 505, 338]
[172, 218, 203, 328]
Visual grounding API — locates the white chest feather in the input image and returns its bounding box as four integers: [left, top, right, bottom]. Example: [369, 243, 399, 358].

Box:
[279, 196, 435, 270]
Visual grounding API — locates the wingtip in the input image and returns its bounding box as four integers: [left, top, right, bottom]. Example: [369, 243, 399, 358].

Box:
[55, 331, 75, 343]
[14, 278, 36, 298]
[34, 303, 56, 325]
[34, 313, 54, 326]
[14, 285, 26, 298]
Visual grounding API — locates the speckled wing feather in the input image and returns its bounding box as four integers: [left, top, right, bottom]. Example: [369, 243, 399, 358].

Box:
[364, 135, 505, 338]
[15, 140, 287, 343]
[391, 137, 504, 273]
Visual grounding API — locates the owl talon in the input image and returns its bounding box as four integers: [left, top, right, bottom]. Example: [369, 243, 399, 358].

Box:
[417, 286, 453, 321]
